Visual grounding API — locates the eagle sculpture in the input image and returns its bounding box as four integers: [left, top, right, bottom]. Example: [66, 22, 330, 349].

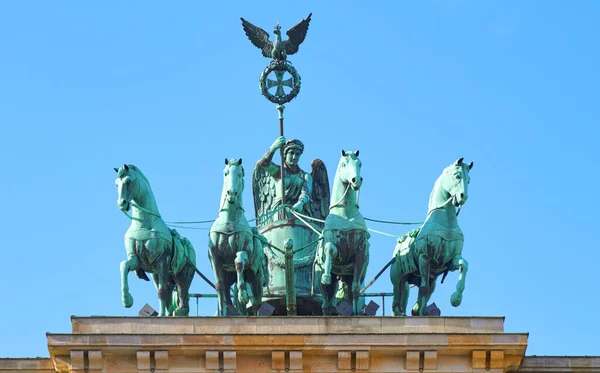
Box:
[240, 13, 312, 62]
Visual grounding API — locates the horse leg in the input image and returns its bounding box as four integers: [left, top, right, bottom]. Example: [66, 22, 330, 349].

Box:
[321, 241, 338, 285]
[120, 239, 137, 308]
[450, 255, 469, 307]
[173, 265, 194, 316]
[244, 270, 261, 316]
[351, 241, 369, 316]
[399, 279, 410, 316]
[251, 259, 264, 316]
[151, 273, 159, 291]
[415, 253, 431, 316]
[391, 266, 410, 316]
[225, 272, 236, 314]
[320, 277, 336, 316]
[413, 277, 437, 315]
[209, 233, 228, 316]
[235, 250, 249, 307]
[390, 255, 410, 316]
[155, 252, 172, 316]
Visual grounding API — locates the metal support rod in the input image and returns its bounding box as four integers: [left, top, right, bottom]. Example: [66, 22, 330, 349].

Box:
[190, 292, 394, 299]
[284, 238, 297, 316]
[277, 105, 286, 215]
[187, 257, 216, 289]
[193, 267, 216, 290]
[359, 257, 396, 294]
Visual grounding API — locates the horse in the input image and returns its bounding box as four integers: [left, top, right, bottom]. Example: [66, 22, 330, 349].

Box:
[316, 150, 369, 316]
[115, 164, 196, 316]
[208, 158, 266, 316]
[390, 158, 473, 316]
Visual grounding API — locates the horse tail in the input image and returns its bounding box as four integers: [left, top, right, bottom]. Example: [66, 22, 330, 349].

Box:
[135, 268, 150, 282]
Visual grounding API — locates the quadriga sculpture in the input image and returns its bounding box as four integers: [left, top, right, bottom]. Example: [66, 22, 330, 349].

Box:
[115, 164, 196, 316]
[315, 150, 369, 316]
[390, 158, 473, 316]
[209, 158, 266, 316]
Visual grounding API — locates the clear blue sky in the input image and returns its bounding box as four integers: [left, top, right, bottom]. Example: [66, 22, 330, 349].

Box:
[1, 1, 599, 358]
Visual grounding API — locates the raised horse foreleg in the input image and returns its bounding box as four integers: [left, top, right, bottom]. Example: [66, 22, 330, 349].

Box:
[321, 241, 338, 285]
[449, 254, 468, 307]
[120, 239, 137, 308]
[235, 250, 249, 308]
[319, 232, 338, 315]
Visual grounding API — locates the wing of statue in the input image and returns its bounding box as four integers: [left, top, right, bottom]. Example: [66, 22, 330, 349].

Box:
[284, 13, 312, 56]
[240, 17, 273, 58]
[252, 163, 278, 226]
[310, 158, 330, 226]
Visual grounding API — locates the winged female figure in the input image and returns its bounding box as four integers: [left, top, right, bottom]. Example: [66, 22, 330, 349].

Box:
[252, 136, 329, 226]
[252, 136, 330, 314]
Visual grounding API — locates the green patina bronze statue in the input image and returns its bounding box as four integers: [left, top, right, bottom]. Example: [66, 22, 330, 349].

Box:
[315, 150, 370, 316]
[209, 158, 266, 316]
[390, 158, 473, 316]
[241, 14, 312, 62]
[254, 136, 315, 219]
[115, 164, 196, 316]
[109, 15, 480, 319]
[252, 136, 330, 314]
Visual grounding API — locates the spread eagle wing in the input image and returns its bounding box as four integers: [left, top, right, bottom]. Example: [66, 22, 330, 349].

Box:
[252, 162, 278, 226]
[310, 158, 330, 226]
[240, 17, 273, 58]
[284, 13, 312, 56]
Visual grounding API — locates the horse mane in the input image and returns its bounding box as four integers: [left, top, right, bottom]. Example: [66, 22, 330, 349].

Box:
[429, 164, 458, 208]
[428, 163, 468, 209]
[126, 164, 150, 186]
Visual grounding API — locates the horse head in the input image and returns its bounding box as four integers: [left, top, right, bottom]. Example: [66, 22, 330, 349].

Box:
[114, 164, 139, 212]
[440, 158, 474, 207]
[338, 150, 363, 191]
[223, 158, 245, 206]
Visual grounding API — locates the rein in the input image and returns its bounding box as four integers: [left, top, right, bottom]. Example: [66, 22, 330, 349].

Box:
[329, 182, 356, 209]
[121, 202, 162, 222]
[426, 178, 466, 218]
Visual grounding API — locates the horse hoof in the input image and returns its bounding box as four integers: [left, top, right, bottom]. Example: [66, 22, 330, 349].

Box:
[451, 292, 463, 307]
[174, 307, 189, 317]
[392, 306, 406, 317]
[238, 291, 249, 305]
[321, 274, 332, 285]
[122, 293, 134, 308]
[411, 304, 420, 316]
